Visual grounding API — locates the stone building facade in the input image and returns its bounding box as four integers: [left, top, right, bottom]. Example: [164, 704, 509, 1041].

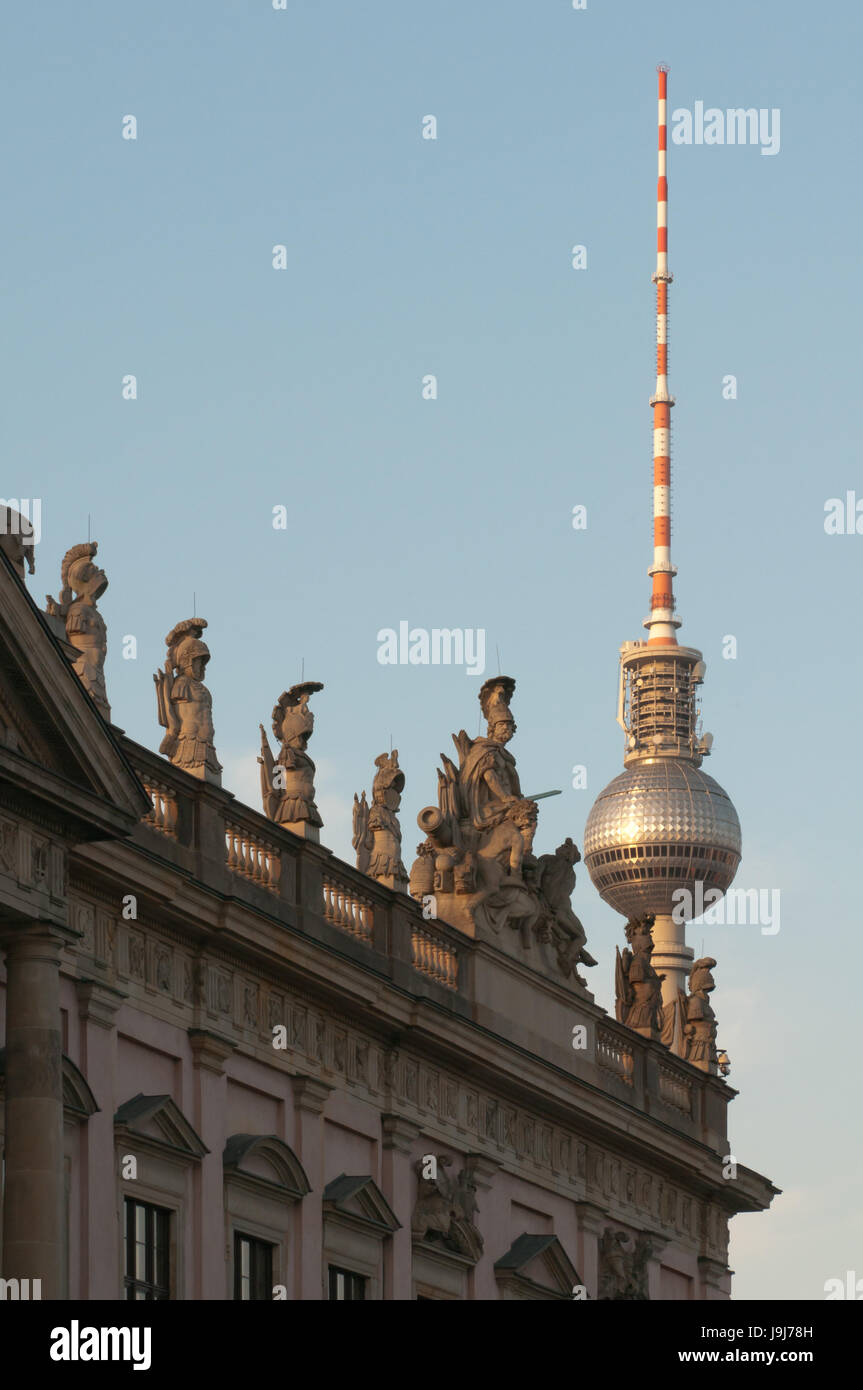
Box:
[0, 548, 777, 1300]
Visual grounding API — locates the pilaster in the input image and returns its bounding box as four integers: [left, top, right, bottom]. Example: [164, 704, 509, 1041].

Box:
[468, 1153, 503, 1300]
[75, 977, 126, 1298]
[291, 1075, 333, 1299]
[380, 1113, 421, 1299]
[188, 1029, 237, 1299]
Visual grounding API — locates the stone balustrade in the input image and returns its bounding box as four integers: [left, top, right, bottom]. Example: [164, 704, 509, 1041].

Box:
[141, 781, 178, 839]
[225, 822, 281, 893]
[596, 1026, 635, 1085]
[410, 924, 458, 990]
[658, 1063, 693, 1114]
[322, 874, 374, 943]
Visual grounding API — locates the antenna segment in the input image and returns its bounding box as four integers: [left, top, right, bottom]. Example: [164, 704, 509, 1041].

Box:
[646, 64, 680, 647]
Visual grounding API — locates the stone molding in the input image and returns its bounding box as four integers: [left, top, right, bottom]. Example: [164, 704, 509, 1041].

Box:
[188, 1028, 237, 1073]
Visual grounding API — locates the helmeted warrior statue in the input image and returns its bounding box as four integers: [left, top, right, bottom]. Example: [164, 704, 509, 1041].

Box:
[683, 956, 720, 1073]
[460, 677, 529, 840]
[353, 751, 408, 890]
[46, 541, 111, 720]
[408, 676, 595, 986]
[259, 682, 324, 839]
[153, 618, 222, 784]
[615, 914, 665, 1040]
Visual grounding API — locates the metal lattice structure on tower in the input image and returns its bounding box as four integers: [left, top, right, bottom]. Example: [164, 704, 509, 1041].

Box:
[583, 67, 742, 1011]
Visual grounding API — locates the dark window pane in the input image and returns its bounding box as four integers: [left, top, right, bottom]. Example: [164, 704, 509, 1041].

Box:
[328, 1265, 366, 1301]
[123, 1197, 171, 1301]
[234, 1233, 274, 1301]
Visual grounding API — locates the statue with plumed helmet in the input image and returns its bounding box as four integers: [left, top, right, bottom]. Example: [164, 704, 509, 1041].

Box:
[259, 682, 324, 840]
[684, 957, 720, 1072]
[46, 541, 111, 720]
[153, 618, 222, 784]
[353, 750, 408, 890]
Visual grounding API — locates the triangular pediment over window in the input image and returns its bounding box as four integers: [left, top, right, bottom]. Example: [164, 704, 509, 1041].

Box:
[323, 1174, 401, 1235]
[0, 551, 149, 843]
[224, 1134, 311, 1202]
[494, 1233, 583, 1300]
[114, 1093, 208, 1160]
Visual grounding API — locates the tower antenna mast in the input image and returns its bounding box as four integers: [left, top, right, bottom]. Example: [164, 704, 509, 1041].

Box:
[647, 63, 679, 647]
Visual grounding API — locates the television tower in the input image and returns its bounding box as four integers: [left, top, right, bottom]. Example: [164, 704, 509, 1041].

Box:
[583, 67, 742, 1023]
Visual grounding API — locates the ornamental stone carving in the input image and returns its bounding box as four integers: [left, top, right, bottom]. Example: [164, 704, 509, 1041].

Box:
[528, 838, 597, 984]
[598, 1228, 654, 1300]
[412, 1156, 484, 1260]
[408, 676, 595, 983]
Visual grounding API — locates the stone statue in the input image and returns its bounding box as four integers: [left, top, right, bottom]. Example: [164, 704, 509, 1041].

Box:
[410, 677, 539, 934]
[46, 542, 111, 720]
[352, 751, 408, 890]
[683, 957, 720, 1073]
[411, 1156, 483, 1258]
[153, 618, 222, 784]
[629, 1231, 654, 1299]
[660, 983, 689, 1056]
[460, 678, 526, 824]
[529, 838, 598, 984]
[598, 1228, 653, 1300]
[0, 506, 36, 580]
[615, 915, 665, 1040]
[258, 682, 324, 839]
[408, 676, 594, 984]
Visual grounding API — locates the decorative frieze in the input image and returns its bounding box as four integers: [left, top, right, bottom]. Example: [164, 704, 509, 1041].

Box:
[290, 1006, 306, 1050]
[155, 946, 173, 994]
[0, 818, 17, 874]
[71, 900, 96, 955]
[242, 983, 259, 1029]
[127, 931, 145, 980]
[108, 928, 716, 1254]
[0, 820, 66, 903]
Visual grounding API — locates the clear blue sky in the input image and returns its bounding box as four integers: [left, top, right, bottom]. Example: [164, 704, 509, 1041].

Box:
[4, 0, 860, 1300]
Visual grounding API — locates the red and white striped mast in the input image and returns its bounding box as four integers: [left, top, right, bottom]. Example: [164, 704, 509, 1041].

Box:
[646, 63, 680, 648]
[613, 64, 711, 771]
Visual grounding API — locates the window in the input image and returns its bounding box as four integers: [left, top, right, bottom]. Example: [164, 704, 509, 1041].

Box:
[328, 1265, 366, 1301]
[234, 1233, 274, 1301]
[124, 1198, 170, 1300]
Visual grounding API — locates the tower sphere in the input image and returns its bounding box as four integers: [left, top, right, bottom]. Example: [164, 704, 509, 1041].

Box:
[583, 760, 741, 921]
